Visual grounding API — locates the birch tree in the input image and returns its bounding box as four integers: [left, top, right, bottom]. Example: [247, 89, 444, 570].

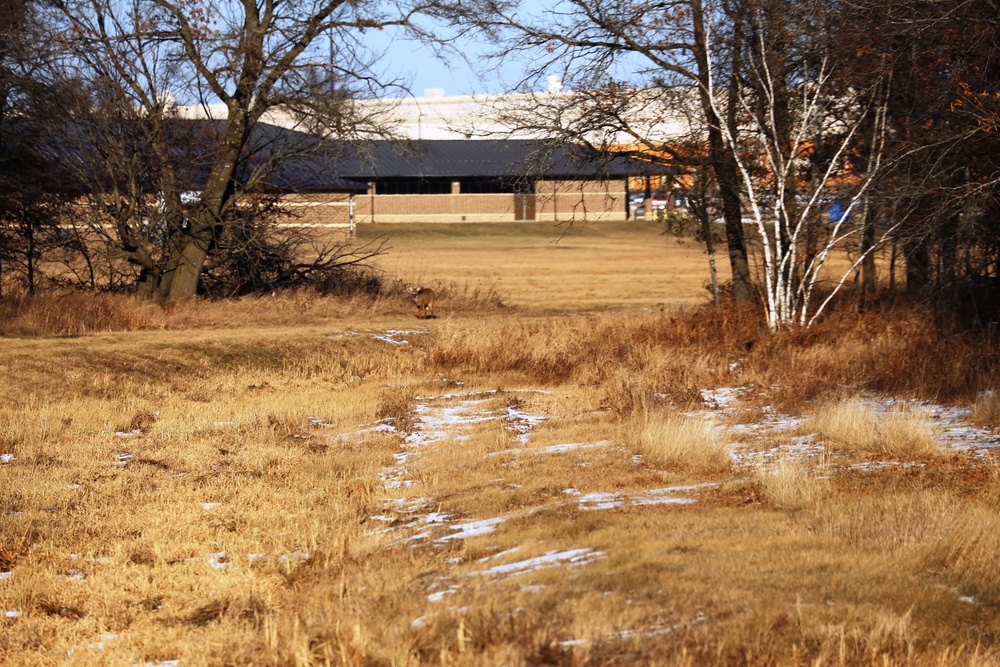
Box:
[704, 2, 895, 329]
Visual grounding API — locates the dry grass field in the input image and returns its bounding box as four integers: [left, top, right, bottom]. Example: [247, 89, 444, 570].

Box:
[358, 221, 724, 312]
[2, 222, 999, 666]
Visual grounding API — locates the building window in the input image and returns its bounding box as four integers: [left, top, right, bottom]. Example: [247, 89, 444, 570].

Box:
[461, 178, 534, 194]
[377, 178, 452, 195]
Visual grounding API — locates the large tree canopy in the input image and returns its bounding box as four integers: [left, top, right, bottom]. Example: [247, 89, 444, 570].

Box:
[48, 0, 439, 298]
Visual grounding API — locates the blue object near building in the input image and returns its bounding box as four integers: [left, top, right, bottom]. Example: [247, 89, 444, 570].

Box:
[829, 200, 853, 224]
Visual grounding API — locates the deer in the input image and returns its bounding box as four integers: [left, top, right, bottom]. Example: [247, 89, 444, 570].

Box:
[411, 287, 435, 319]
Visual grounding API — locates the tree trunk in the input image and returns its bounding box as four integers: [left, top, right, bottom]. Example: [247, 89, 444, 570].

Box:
[692, 0, 753, 302]
[860, 201, 878, 304]
[903, 233, 931, 294]
[25, 217, 35, 295]
[701, 208, 721, 307]
[166, 233, 213, 298]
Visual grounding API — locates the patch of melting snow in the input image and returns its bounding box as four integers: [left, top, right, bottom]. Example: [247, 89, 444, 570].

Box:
[846, 460, 925, 472]
[540, 440, 609, 454]
[437, 516, 508, 543]
[561, 613, 708, 647]
[939, 423, 1000, 452]
[371, 329, 425, 346]
[5, 609, 19, 618]
[578, 492, 622, 510]
[207, 552, 230, 570]
[0, 572, 11, 583]
[577, 484, 716, 511]
[201, 502, 222, 511]
[140, 661, 181, 667]
[848, 396, 1000, 453]
[490, 440, 610, 458]
[112, 452, 134, 467]
[196, 551, 309, 566]
[472, 548, 603, 577]
[0, 453, 13, 464]
[70, 554, 110, 565]
[67, 633, 118, 656]
[380, 392, 548, 490]
[428, 585, 461, 602]
[731, 436, 827, 467]
[386, 497, 434, 514]
[729, 412, 807, 435]
[701, 387, 743, 410]
[504, 407, 547, 440]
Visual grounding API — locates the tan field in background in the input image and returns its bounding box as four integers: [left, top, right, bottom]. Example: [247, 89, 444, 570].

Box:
[0, 222, 995, 666]
[359, 221, 726, 312]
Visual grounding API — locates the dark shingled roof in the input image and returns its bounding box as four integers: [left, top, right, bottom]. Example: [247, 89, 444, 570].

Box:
[43, 120, 666, 194]
[323, 139, 662, 180]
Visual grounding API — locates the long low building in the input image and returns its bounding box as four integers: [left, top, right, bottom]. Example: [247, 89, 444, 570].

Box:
[176, 94, 680, 225]
[323, 139, 663, 224]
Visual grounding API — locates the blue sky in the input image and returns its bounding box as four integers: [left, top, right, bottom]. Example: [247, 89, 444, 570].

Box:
[365, 29, 529, 97]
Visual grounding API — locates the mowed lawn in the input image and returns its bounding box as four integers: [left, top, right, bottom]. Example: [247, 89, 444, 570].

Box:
[357, 221, 725, 312]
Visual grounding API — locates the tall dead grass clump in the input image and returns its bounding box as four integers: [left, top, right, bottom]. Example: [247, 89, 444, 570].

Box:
[428, 312, 725, 396]
[754, 456, 827, 510]
[631, 411, 732, 474]
[0, 291, 160, 336]
[805, 400, 942, 459]
[929, 504, 1000, 601]
[737, 305, 999, 408]
[971, 390, 1000, 428]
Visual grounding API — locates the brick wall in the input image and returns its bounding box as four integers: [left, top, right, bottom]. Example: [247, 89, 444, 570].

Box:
[276, 178, 631, 225]
[280, 193, 355, 227]
[535, 179, 628, 222]
[357, 193, 516, 223]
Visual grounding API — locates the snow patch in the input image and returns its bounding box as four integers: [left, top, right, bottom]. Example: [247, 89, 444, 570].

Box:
[472, 548, 603, 577]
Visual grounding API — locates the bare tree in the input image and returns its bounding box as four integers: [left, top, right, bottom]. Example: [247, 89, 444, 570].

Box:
[704, 1, 896, 329]
[47, 0, 436, 298]
[449, 0, 756, 301]
[851, 0, 1000, 330]
[0, 0, 77, 295]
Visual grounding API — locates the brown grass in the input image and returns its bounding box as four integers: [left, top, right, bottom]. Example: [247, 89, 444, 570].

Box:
[972, 391, 1000, 428]
[630, 412, 732, 474]
[806, 400, 944, 459]
[2, 223, 999, 665]
[755, 456, 829, 511]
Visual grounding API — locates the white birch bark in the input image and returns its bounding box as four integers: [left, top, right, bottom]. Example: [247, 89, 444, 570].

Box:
[703, 11, 891, 330]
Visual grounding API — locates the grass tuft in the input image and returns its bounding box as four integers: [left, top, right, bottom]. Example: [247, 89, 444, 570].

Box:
[971, 390, 1000, 428]
[755, 456, 827, 511]
[630, 411, 732, 474]
[805, 399, 943, 459]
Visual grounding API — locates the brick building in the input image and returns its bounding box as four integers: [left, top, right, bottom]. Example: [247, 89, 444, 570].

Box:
[179, 94, 678, 226]
[328, 139, 660, 224]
